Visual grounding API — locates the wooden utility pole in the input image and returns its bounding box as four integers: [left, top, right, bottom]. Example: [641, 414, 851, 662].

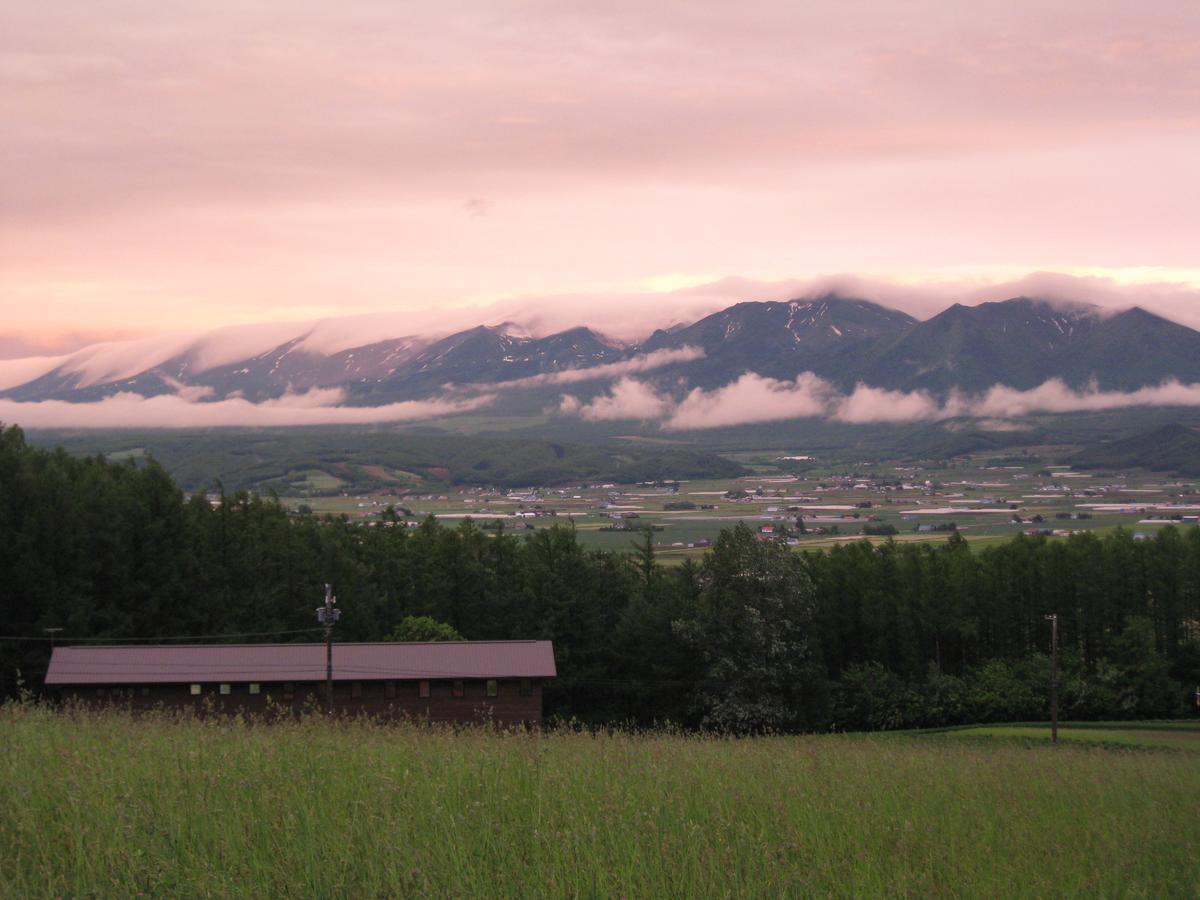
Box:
[316, 584, 340, 715]
[1044, 613, 1058, 745]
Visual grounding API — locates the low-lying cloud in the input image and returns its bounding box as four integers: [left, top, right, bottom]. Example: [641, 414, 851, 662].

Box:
[0, 388, 494, 429]
[559, 378, 673, 422]
[558, 372, 1200, 429]
[457, 346, 704, 393]
[666, 373, 830, 430]
[969, 378, 1200, 418]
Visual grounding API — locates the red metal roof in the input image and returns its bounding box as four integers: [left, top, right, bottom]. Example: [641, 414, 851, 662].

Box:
[45, 640, 556, 685]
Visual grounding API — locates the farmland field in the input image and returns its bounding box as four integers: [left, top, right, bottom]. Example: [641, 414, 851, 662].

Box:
[3, 704, 1199, 897]
[277, 453, 1198, 564]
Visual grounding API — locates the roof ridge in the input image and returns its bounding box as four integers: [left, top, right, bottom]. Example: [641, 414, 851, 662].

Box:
[53, 639, 547, 650]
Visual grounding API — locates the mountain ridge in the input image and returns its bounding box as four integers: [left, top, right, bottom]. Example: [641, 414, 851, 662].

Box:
[4, 295, 1200, 406]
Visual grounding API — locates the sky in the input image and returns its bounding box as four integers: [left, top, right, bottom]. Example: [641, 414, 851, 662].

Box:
[3, 0, 1200, 356]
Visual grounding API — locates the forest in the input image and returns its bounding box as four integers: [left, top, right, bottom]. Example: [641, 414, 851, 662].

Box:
[2, 424, 1198, 731]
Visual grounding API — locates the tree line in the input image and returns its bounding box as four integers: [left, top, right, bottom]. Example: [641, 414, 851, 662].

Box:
[2, 424, 1198, 730]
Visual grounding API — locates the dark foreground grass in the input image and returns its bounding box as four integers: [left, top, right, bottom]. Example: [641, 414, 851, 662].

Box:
[2, 704, 1199, 898]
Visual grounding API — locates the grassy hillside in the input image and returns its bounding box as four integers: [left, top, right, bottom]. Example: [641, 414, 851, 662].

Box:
[3, 704, 1198, 897]
[24, 428, 745, 493]
[1070, 423, 1200, 476]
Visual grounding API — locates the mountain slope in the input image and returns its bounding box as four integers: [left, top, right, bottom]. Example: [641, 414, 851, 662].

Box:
[859, 298, 1200, 393]
[641, 295, 916, 387]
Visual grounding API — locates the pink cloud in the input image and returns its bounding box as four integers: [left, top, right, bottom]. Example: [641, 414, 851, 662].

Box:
[3, 3, 1198, 338]
[560, 378, 672, 422]
[556, 372, 1200, 428]
[832, 384, 944, 423]
[972, 378, 1200, 418]
[0, 388, 493, 429]
[665, 373, 832, 430]
[459, 346, 704, 392]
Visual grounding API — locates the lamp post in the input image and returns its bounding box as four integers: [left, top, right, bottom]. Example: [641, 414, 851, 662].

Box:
[1044, 614, 1058, 745]
[315, 584, 340, 715]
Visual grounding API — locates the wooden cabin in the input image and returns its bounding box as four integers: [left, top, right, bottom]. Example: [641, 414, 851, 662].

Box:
[44, 640, 556, 727]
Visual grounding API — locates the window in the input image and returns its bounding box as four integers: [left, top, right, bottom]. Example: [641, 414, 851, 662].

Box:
[418, 680, 430, 699]
[248, 683, 261, 695]
[189, 684, 202, 696]
[283, 682, 294, 701]
[386, 681, 397, 699]
[97, 687, 107, 697]
[451, 680, 464, 698]
[519, 678, 533, 697]
[486, 679, 498, 698]
[219, 683, 231, 695]
[140, 687, 150, 696]
[351, 682, 363, 699]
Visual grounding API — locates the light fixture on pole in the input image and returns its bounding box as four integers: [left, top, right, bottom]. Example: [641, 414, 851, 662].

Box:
[316, 584, 340, 714]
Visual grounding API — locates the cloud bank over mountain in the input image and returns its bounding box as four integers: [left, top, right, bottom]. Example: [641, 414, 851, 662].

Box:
[6, 277, 1200, 429]
[5, 270, 1200, 389]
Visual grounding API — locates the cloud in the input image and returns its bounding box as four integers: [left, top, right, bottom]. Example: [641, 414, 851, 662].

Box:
[5, 0, 1199, 347]
[832, 384, 948, 423]
[458, 346, 705, 393]
[665, 373, 832, 430]
[556, 372, 1200, 428]
[0, 388, 493, 429]
[560, 378, 673, 422]
[972, 378, 1200, 418]
[463, 197, 493, 217]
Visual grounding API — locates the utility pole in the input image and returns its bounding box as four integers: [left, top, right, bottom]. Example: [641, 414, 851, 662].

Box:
[1044, 614, 1058, 745]
[43, 627, 63, 650]
[316, 584, 340, 715]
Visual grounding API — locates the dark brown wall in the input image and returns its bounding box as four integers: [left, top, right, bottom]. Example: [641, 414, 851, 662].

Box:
[58, 678, 545, 727]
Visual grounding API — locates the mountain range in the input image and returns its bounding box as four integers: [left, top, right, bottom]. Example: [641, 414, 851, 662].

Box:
[5, 295, 1200, 406]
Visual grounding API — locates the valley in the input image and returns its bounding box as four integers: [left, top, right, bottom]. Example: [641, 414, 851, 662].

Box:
[275, 452, 1199, 562]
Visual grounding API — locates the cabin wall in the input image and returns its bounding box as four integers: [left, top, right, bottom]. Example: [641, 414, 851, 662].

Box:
[56, 678, 544, 727]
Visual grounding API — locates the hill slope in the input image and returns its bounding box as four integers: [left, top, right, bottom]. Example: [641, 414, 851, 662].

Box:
[1069, 423, 1200, 476]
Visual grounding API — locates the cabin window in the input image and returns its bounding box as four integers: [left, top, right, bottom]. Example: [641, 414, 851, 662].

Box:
[486, 679, 498, 698]
[418, 680, 430, 699]
[219, 683, 231, 695]
[519, 678, 533, 697]
[283, 682, 294, 701]
[452, 680, 465, 698]
[386, 681, 397, 699]
[140, 687, 150, 696]
[189, 684, 202, 696]
[97, 687, 107, 697]
[248, 683, 261, 695]
[351, 682, 363, 699]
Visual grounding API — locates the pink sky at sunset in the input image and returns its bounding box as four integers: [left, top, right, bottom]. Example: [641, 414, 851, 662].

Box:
[3, 1, 1198, 353]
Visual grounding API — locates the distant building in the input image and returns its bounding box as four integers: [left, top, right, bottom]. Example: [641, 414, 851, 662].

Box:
[45, 640, 556, 727]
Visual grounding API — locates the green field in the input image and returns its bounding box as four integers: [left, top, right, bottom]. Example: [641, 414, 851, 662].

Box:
[939, 722, 1200, 751]
[3, 704, 1199, 897]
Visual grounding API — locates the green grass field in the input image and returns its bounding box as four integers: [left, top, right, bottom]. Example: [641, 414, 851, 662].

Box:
[3, 704, 1199, 897]
[938, 722, 1200, 751]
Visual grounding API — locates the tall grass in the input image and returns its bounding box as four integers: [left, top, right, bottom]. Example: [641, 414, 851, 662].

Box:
[2, 702, 1198, 897]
